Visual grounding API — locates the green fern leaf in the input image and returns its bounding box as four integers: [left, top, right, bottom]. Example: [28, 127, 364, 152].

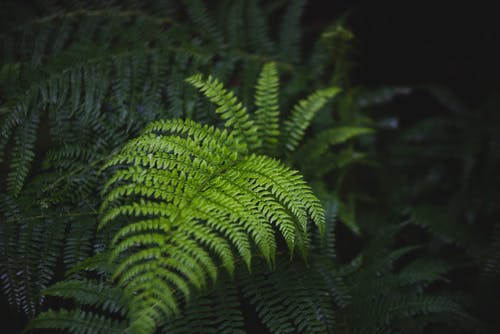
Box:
[300, 126, 374, 159]
[278, 0, 305, 64]
[181, 0, 224, 45]
[254, 62, 280, 154]
[245, 0, 275, 54]
[186, 73, 259, 149]
[240, 256, 345, 334]
[27, 309, 126, 334]
[100, 117, 324, 332]
[7, 111, 39, 195]
[282, 87, 341, 152]
[163, 280, 245, 334]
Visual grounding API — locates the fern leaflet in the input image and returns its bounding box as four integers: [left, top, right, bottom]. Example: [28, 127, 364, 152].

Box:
[100, 117, 325, 332]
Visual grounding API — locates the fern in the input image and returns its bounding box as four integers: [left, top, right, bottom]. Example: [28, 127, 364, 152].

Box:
[2, 2, 481, 334]
[277, 0, 305, 64]
[336, 225, 476, 334]
[185, 74, 259, 148]
[0, 2, 346, 324]
[90, 60, 376, 332]
[182, 0, 223, 45]
[245, 0, 275, 55]
[6, 111, 39, 195]
[99, 113, 325, 331]
[282, 87, 342, 152]
[254, 62, 280, 154]
[240, 256, 346, 334]
[27, 258, 129, 334]
[0, 193, 68, 316]
[162, 279, 245, 334]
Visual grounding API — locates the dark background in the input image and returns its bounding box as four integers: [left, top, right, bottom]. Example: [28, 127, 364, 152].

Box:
[306, 0, 499, 106]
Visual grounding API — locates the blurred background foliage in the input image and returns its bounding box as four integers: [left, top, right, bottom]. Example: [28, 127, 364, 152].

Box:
[0, 0, 498, 333]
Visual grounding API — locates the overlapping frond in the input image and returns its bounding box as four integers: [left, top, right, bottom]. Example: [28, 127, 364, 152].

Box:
[240, 256, 347, 334]
[27, 263, 129, 334]
[0, 195, 67, 315]
[298, 126, 374, 160]
[278, 0, 305, 64]
[100, 117, 325, 332]
[336, 226, 475, 334]
[254, 62, 280, 154]
[282, 87, 342, 152]
[162, 280, 245, 334]
[185, 74, 259, 149]
[182, 0, 223, 45]
[245, 0, 275, 55]
[7, 111, 39, 195]
[0, 2, 424, 334]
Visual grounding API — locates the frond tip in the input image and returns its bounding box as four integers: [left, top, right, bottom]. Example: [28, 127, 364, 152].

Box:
[283, 87, 342, 152]
[185, 74, 259, 149]
[100, 118, 325, 332]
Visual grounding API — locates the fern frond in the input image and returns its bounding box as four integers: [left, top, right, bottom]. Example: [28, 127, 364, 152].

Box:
[254, 62, 280, 154]
[7, 111, 39, 195]
[181, 0, 223, 45]
[245, 0, 275, 55]
[27, 309, 126, 334]
[224, 0, 245, 49]
[397, 259, 450, 287]
[240, 256, 346, 334]
[185, 73, 259, 149]
[336, 224, 474, 334]
[278, 0, 305, 64]
[100, 117, 324, 332]
[0, 194, 68, 315]
[307, 23, 354, 82]
[297, 126, 374, 160]
[162, 279, 245, 334]
[43, 279, 127, 316]
[282, 87, 342, 152]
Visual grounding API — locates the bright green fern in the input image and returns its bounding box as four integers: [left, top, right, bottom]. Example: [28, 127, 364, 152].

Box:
[96, 62, 333, 333]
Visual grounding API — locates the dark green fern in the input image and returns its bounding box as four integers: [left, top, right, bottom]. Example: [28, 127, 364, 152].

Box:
[0, 2, 485, 334]
[95, 62, 330, 332]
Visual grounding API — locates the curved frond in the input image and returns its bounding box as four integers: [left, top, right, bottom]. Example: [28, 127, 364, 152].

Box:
[162, 280, 245, 334]
[282, 87, 342, 152]
[185, 73, 259, 149]
[100, 118, 324, 332]
[240, 256, 347, 334]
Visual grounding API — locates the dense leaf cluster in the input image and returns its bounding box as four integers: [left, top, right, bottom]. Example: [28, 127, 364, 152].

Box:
[1, 1, 497, 333]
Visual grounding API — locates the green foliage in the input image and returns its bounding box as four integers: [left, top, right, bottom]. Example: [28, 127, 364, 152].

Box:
[162, 280, 245, 334]
[0, 1, 489, 334]
[0, 1, 343, 323]
[372, 84, 500, 331]
[25, 257, 129, 334]
[254, 62, 280, 153]
[99, 117, 325, 331]
[336, 226, 476, 334]
[282, 87, 342, 152]
[185, 74, 260, 148]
